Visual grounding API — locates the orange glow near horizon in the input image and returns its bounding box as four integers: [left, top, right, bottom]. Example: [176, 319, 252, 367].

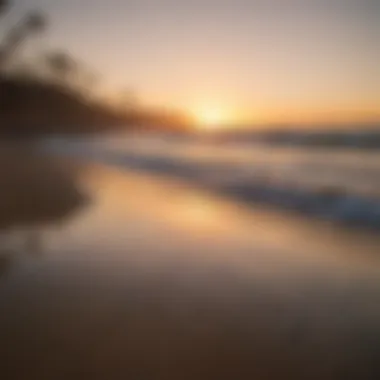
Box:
[189, 103, 240, 131]
[139, 96, 380, 131]
[193, 106, 226, 128]
[188, 104, 380, 130]
[104, 88, 380, 131]
[26, 0, 379, 132]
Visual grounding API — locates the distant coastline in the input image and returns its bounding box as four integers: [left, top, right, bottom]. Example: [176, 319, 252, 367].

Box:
[213, 125, 380, 150]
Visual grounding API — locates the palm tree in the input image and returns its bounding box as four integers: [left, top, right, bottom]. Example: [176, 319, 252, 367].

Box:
[43, 51, 99, 97]
[23, 11, 47, 34]
[0, 0, 9, 17]
[0, 0, 10, 69]
[44, 51, 76, 85]
[0, 10, 47, 69]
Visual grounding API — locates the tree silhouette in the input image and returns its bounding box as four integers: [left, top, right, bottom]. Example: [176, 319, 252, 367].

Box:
[23, 11, 47, 34]
[44, 51, 76, 85]
[0, 0, 9, 68]
[0, 10, 47, 69]
[0, 0, 9, 17]
[43, 51, 100, 97]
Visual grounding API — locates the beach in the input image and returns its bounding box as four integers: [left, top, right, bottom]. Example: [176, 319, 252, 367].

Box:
[1, 146, 380, 379]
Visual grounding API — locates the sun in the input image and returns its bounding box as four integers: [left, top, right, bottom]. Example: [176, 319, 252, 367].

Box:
[192, 106, 228, 130]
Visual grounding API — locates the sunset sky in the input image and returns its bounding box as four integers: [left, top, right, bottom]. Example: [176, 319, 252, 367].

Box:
[6, 0, 380, 126]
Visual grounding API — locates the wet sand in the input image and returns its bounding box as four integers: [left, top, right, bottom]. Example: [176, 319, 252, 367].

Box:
[1, 150, 380, 379]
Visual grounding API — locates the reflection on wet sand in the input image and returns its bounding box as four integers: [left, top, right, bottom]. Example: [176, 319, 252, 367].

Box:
[1, 162, 380, 379]
[0, 143, 88, 274]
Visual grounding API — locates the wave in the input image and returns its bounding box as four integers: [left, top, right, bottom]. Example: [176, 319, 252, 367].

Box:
[45, 136, 380, 229]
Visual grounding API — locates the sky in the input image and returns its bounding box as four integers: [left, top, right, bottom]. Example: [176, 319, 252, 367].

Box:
[4, 0, 380, 126]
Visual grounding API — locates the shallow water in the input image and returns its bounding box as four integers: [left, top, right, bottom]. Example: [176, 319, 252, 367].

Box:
[2, 157, 380, 379]
[45, 135, 380, 227]
[48, 134, 380, 196]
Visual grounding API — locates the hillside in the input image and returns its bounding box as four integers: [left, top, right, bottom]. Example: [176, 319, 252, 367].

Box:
[0, 76, 194, 136]
[0, 76, 134, 136]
